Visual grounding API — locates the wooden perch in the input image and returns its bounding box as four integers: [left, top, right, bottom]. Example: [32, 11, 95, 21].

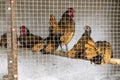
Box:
[50, 51, 120, 66]
[108, 58, 120, 66]
[52, 51, 67, 57]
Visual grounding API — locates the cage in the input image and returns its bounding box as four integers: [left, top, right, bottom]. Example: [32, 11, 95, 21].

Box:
[0, 0, 120, 80]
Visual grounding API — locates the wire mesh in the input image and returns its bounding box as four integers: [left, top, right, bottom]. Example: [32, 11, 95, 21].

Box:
[0, 0, 120, 80]
[0, 0, 8, 79]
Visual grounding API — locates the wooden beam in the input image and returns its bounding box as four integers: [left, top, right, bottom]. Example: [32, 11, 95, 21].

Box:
[6, 0, 18, 80]
[108, 58, 120, 66]
[50, 51, 120, 66]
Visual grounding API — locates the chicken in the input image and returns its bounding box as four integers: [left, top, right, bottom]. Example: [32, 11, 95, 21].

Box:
[32, 27, 62, 54]
[0, 32, 18, 48]
[67, 26, 97, 60]
[31, 41, 44, 53]
[0, 33, 7, 47]
[91, 41, 113, 64]
[19, 25, 43, 48]
[49, 8, 75, 51]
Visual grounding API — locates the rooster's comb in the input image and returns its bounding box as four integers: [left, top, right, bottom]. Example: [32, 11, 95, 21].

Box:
[20, 25, 26, 29]
[68, 7, 74, 10]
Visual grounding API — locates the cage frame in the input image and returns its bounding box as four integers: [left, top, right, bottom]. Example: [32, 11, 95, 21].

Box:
[2, 0, 120, 80]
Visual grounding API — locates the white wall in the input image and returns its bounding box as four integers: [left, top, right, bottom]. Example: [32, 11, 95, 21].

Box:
[14, 0, 118, 49]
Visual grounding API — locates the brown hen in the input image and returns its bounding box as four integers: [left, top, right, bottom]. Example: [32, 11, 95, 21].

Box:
[91, 41, 113, 64]
[67, 26, 97, 60]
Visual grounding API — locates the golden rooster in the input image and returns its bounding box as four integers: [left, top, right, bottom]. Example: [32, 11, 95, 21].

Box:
[49, 8, 75, 51]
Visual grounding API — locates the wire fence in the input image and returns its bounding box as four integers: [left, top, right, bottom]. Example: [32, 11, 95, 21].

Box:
[0, 0, 120, 80]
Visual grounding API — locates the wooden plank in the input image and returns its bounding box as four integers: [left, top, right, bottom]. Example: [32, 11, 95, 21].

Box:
[6, 0, 18, 80]
[108, 58, 120, 66]
[50, 51, 120, 66]
[6, 0, 13, 79]
[11, 0, 18, 80]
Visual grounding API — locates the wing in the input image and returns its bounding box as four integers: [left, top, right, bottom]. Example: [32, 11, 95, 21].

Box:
[93, 41, 113, 64]
[44, 43, 56, 53]
[67, 36, 96, 60]
[60, 18, 75, 45]
[60, 32, 74, 45]
[32, 42, 44, 52]
[19, 32, 43, 48]
[44, 33, 61, 54]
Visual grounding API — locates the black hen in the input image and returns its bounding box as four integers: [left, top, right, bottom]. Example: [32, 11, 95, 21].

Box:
[19, 25, 43, 48]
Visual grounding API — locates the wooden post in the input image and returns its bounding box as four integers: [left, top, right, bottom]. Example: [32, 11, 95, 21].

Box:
[6, 0, 18, 80]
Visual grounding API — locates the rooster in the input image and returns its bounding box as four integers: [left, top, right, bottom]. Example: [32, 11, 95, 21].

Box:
[91, 41, 113, 64]
[32, 27, 62, 54]
[49, 8, 75, 51]
[67, 26, 97, 60]
[19, 25, 43, 48]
